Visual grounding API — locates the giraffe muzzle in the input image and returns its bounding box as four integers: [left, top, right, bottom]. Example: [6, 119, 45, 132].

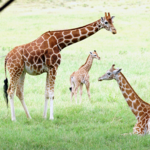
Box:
[112, 29, 117, 34]
[98, 77, 103, 81]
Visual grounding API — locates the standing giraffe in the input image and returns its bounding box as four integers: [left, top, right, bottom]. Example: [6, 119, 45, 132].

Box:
[3, 12, 117, 121]
[69, 50, 100, 104]
[98, 64, 150, 135]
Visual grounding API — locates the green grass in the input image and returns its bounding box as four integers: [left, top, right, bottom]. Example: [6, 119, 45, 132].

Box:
[1, 0, 150, 149]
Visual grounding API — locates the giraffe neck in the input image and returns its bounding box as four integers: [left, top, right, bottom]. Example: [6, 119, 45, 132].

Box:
[116, 72, 150, 119]
[79, 55, 93, 72]
[53, 19, 103, 50]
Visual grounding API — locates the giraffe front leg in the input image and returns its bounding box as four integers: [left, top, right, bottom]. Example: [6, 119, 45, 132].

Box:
[48, 68, 57, 120]
[43, 73, 50, 119]
[85, 81, 91, 100]
[50, 94, 54, 120]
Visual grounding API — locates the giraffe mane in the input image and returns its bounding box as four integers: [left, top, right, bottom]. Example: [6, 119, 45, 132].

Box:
[120, 72, 150, 107]
[49, 19, 100, 32]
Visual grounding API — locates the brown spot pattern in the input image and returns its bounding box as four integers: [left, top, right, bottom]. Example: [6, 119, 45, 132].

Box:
[87, 27, 93, 31]
[127, 100, 132, 107]
[40, 41, 48, 49]
[54, 32, 63, 38]
[123, 92, 128, 99]
[139, 112, 144, 116]
[65, 35, 72, 39]
[72, 38, 78, 43]
[28, 55, 34, 64]
[80, 36, 87, 41]
[132, 109, 138, 116]
[63, 30, 70, 35]
[37, 37, 44, 43]
[88, 32, 94, 36]
[45, 49, 53, 58]
[51, 55, 57, 64]
[81, 28, 87, 34]
[72, 30, 80, 37]
[126, 89, 132, 95]
[138, 106, 142, 111]
[133, 101, 139, 109]
[59, 43, 66, 49]
[53, 46, 59, 54]
[49, 36, 57, 48]
[129, 93, 135, 100]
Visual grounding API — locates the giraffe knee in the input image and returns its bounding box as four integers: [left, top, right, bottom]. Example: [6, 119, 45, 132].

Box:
[16, 89, 23, 100]
[50, 96, 54, 100]
[45, 91, 49, 99]
[80, 91, 82, 95]
[88, 93, 91, 98]
[74, 90, 78, 95]
[7, 85, 11, 95]
[7, 85, 15, 98]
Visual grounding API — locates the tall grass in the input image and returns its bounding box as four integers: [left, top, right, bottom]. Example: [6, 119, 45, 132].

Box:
[0, 0, 150, 149]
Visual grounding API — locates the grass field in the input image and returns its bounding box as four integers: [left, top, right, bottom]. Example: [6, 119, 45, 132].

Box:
[0, 0, 150, 149]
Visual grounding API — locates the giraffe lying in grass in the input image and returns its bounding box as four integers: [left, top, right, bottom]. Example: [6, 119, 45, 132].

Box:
[98, 64, 150, 135]
[69, 50, 100, 104]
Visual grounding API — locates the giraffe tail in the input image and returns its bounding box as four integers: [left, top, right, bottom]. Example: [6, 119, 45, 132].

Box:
[69, 73, 75, 92]
[69, 87, 72, 92]
[3, 58, 8, 108]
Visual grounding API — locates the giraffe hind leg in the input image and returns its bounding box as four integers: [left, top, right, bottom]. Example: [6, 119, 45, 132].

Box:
[8, 76, 20, 121]
[70, 83, 75, 103]
[48, 67, 58, 120]
[74, 83, 80, 104]
[79, 84, 83, 104]
[16, 71, 31, 119]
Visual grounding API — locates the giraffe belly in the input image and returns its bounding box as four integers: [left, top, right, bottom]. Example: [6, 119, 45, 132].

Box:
[24, 63, 48, 75]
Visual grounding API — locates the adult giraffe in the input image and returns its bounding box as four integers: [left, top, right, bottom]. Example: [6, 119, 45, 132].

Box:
[3, 12, 117, 121]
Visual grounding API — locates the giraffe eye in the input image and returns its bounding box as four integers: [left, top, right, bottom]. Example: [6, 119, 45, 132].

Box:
[105, 22, 108, 24]
[94, 54, 97, 56]
[107, 73, 111, 75]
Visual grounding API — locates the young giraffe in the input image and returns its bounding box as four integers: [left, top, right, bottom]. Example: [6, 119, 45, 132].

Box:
[3, 12, 117, 121]
[69, 50, 100, 104]
[98, 64, 150, 135]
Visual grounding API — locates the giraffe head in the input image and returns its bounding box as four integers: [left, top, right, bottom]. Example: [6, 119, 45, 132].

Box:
[98, 64, 121, 81]
[90, 50, 100, 60]
[101, 12, 117, 34]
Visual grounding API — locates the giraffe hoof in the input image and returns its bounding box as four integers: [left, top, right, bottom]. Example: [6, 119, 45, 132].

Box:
[27, 115, 32, 119]
[49, 116, 54, 120]
[11, 118, 16, 121]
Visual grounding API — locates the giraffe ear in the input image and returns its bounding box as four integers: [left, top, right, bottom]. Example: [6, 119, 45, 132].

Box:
[111, 16, 115, 22]
[110, 64, 115, 71]
[114, 69, 122, 75]
[90, 52, 92, 55]
[101, 17, 104, 23]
